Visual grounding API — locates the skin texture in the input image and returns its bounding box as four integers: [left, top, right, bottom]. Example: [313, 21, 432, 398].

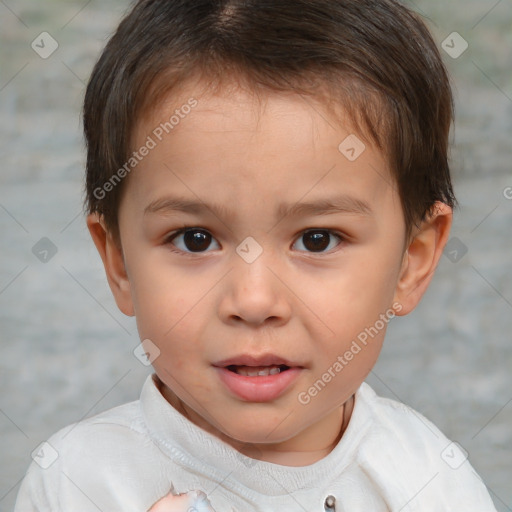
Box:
[87, 82, 452, 509]
[148, 493, 195, 512]
[148, 490, 215, 512]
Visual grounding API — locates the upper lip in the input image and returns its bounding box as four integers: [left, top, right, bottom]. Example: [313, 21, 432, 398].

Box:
[213, 354, 303, 368]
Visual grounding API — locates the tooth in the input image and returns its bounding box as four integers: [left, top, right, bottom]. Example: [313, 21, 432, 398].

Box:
[234, 365, 283, 376]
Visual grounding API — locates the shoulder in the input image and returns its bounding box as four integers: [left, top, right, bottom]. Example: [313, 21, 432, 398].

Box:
[46, 398, 146, 457]
[15, 399, 160, 512]
[356, 383, 445, 448]
[351, 383, 496, 511]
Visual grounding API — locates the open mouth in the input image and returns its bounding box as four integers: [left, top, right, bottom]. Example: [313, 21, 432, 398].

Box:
[226, 364, 290, 377]
[215, 358, 302, 401]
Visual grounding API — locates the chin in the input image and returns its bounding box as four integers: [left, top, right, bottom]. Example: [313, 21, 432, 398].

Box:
[215, 411, 301, 445]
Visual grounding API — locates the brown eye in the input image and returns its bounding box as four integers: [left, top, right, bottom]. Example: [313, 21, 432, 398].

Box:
[183, 230, 211, 251]
[293, 230, 342, 253]
[170, 228, 220, 253]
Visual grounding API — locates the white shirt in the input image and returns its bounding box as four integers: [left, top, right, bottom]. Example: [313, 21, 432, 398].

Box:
[15, 374, 496, 511]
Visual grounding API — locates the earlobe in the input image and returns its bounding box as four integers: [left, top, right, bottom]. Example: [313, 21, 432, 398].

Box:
[393, 202, 452, 315]
[86, 213, 135, 316]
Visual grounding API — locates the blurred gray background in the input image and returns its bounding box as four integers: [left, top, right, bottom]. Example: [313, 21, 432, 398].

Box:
[0, 0, 511, 510]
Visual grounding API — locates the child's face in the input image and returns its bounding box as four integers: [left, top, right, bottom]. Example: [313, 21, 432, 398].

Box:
[109, 84, 410, 449]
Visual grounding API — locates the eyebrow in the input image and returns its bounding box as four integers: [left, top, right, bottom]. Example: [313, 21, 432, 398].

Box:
[144, 194, 373, 219]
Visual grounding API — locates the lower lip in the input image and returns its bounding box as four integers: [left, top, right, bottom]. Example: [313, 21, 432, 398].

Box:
[215, 367, 302, 402]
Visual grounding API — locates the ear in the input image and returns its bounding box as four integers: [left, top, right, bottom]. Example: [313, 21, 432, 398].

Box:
[86, 213, 134, 316]
[393, 202, 452, 315]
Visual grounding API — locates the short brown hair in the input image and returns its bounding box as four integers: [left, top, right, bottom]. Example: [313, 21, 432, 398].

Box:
[84, 0, 455, 241]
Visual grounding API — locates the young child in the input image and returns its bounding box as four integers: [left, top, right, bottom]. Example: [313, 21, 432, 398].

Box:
[16, 0, 497, 510]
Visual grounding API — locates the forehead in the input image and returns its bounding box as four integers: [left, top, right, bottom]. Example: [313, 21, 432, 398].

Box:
[139, 83, 340, 148]
[127, 83, 396, 217]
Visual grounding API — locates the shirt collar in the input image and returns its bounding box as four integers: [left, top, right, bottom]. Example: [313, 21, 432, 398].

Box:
[139, 373, 371, 496]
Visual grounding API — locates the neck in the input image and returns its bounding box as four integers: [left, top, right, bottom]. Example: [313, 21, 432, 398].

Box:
[158, 376, 355, 467]
[231, 396, 354, 466]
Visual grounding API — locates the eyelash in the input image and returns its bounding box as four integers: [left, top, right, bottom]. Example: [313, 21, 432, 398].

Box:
[165, 227, 345, 255]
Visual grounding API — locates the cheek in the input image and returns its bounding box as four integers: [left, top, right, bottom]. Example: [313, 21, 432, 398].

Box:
[145, 311, 211, 390]
[129, 288, 204, 374]
[297, 252, 401, 370]
[129, 266, 216, 354]
[312, 263, 398, 326]
[127, 253, 204, 333]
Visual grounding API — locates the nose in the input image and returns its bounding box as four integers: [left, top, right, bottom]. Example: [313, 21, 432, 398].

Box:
[218, 250, 292, 328]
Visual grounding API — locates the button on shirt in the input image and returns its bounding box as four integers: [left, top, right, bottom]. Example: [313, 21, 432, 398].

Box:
[15, 374, 497, 511]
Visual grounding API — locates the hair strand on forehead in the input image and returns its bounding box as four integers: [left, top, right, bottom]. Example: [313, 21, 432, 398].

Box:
[84, 0, 455, 242]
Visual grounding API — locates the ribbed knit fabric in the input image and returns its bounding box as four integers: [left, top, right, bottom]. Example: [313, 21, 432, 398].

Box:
[15, 374, 496, 511]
